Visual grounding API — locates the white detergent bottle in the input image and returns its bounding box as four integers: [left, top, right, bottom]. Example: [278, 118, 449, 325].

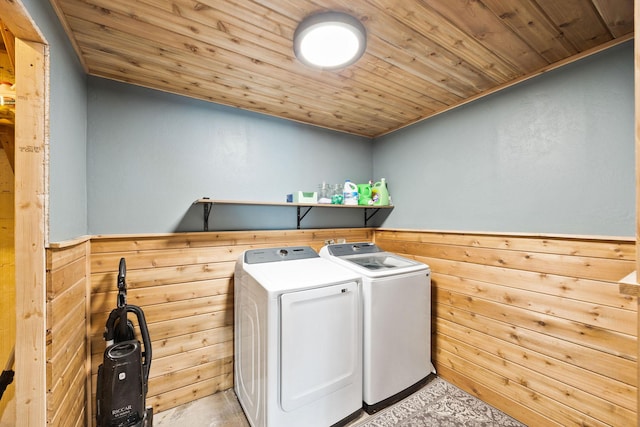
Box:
[343, 180, 359, 205]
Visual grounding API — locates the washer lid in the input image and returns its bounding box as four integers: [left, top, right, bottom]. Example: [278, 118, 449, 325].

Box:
[321, 242, 428, 277]
[341, 252, 421, 271]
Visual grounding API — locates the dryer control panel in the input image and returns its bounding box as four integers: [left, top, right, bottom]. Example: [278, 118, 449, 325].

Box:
[244, 246, 320, 264]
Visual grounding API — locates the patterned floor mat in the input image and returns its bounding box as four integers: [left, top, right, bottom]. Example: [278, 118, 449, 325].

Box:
[353, 377, 526, 427]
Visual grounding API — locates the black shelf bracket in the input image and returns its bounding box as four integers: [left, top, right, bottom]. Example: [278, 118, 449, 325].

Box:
[364, 207, 382, 227]
[297, 206, 313, 229]
[200, 199, 213, 231]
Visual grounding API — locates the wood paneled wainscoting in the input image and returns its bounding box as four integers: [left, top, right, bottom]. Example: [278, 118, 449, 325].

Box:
[88, 229, 373, 420]
[374, 230, 637, 427]
[50, 228, 635, 426]
[46, 238, 91, 427]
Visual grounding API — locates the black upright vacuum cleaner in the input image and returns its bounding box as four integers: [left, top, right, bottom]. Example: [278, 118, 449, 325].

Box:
[97, 258, 153, 427]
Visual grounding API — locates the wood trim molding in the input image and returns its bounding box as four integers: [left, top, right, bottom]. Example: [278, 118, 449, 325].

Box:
[14, 38, 47, 427]
[0, 0, 44, 43]
[48, 235, 91, 249]
[635, 1, 640, 278]
[635, 0, 640, 419]
[375, 227, 636, 242]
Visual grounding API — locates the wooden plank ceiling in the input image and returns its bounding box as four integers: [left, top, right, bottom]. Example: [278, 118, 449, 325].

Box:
[50, 0, 633, 138]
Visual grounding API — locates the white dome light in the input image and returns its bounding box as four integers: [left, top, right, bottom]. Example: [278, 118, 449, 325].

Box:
[294, 12, 367, 70]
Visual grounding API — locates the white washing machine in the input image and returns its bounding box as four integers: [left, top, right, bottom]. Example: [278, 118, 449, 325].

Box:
[234, 246, 363, 427]
[320, 242, 435, 414]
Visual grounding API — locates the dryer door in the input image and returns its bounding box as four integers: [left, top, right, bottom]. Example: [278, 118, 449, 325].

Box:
[280, 281, 361, 412]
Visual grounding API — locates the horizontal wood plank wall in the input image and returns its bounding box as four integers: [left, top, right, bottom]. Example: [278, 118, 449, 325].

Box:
[374, 230, 637, 427]
[46, 240, 90, 427]
[88, 228, 373, 419]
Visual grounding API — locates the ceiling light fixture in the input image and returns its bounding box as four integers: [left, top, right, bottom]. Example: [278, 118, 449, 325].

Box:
[293, 11, 367, 70]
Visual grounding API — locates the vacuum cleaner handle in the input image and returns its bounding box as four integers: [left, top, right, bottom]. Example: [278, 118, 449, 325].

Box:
[103, 257, 152, 383]
[127, 304, 153, 384]
[117, 258, 127, 308]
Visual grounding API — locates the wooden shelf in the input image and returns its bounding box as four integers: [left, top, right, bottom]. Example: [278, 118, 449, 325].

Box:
[193, 198, 393, 231]
[618, 271, 638, 296]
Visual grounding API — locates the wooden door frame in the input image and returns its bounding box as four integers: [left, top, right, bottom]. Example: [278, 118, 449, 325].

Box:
[635, 0, 640, 419]
[14, 38, 47, 427]
[0, 2, 47, 427]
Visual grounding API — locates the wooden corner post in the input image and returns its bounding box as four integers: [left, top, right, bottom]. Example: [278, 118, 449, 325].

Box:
[635, 0, 640, 420]
[14, 38, 47, 427]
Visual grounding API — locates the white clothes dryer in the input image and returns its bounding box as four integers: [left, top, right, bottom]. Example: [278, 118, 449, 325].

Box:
[320, 242, 435, 414]
[234, 246, 363, 427]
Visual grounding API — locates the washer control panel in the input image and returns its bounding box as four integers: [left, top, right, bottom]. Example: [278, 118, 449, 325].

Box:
[325, 242, 382, 257]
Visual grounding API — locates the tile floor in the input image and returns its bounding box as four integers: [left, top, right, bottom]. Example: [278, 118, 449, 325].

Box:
[154, 389, 250, 427]
[154, 388, 372, 427]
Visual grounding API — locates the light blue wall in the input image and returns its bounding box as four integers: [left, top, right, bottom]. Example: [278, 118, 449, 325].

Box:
[373, 41, 634, 237]
[87, 78, 373, 233]
[24, 0, 88, 242]
[34, 1, 633, 239]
